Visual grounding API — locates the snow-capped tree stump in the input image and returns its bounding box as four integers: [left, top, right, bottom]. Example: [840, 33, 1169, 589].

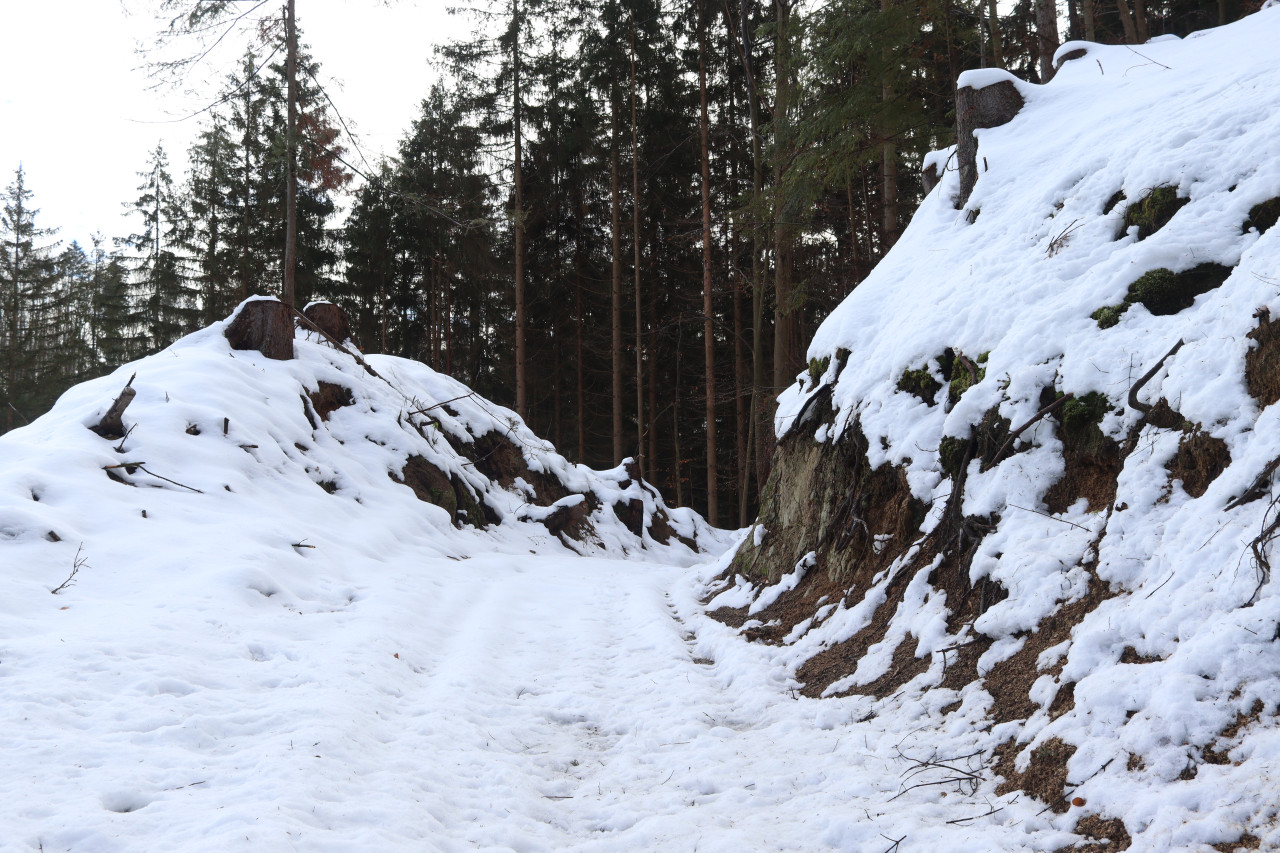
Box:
[225, 299, 295, 360]
[922, 161, 941, 196]
[955, 73, 1024, 207]
[303, 301, 353, 347]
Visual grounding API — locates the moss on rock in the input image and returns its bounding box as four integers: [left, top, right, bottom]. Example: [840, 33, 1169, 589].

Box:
[1120, 185, 1189, 240]
[898, 366, 942, 403]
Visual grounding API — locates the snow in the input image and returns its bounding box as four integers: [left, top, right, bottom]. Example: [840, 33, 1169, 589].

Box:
[5, 11, 1280, 852]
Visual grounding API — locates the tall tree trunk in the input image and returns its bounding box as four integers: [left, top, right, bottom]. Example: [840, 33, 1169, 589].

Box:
[771, 0, 800, 403]
[513, 0, 528, 420]
[283, 0, 298, 309]
[1037, 0, 1060, 82]
[1083, 0, 1096, 42]
[987, 0, 1005, 67]
[631, 21, 646, 480]
[576, 270, 585, 462]
[739, 0, 771, 495]
[610, 99, 624, 464]
[699, 0, 719, 526]
[1115, 0, 1139, 43]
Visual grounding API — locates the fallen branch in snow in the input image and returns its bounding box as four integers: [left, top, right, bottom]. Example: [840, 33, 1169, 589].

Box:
[51, 543, 89, 594]
[879, 834, 906, 853]
[103, 463, 204, 494]
[1006, 503, 1091, 532]
[1127, 339, 1184, 415]
[292, 308, 380, 378]
[890, 747, 985, 800]
[982, 393, 1074, 472]
[946, 800, 1005, 825]
[1047, 219, 1083, 257]
[1226, 456, 1280, 510]
[1246, 490, 1280, 605]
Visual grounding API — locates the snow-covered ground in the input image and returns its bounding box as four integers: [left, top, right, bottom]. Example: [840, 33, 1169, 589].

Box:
[1, 543, 1101, 852]
[7, 9, 1280, 852]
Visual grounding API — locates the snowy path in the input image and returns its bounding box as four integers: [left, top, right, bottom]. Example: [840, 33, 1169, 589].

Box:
[1, 551, 1070, 852]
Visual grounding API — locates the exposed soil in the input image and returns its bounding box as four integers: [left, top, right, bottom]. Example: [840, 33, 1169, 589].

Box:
[994, 735, 1077, 813]
[983, 573, 1119, 724]
[308, 382, 354, 422]
[1053, 816, 1133, 852]
[1246, 309, 1280, 407]
[796, 568, 919, 698]
[1212, 834, 1262, 852]
[1045, 434, 1121, 514]
[1203, 699, 1267, 765]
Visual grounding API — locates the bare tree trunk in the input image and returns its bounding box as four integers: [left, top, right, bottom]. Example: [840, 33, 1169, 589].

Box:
[1036, 0, 1059, 82]
[513, 0, 528, 420]
[1115, 0, 1139, 43]
[630, 20, 645, 480]
[610, 101, 624, 464]
[576, 272, 585, 462]
[283, 0, 298, 309]
[1134, 0, 1149, 43]
[882, 140, 899, 247]
[987, 0, 1005, 67]
[699, 0, 719, 526]
[1083, 0, 1096, 41]
[771, 0, 800, 398]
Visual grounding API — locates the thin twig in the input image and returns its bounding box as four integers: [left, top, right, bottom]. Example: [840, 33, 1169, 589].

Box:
[982, 393, 1074, 472]
[51, 544, 89, 595]
[1007, 503, 1091, 531]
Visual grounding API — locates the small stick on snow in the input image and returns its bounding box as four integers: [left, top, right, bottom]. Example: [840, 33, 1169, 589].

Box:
[51, 544, 89, 595]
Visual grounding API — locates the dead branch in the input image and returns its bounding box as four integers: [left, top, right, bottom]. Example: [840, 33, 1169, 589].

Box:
[1226, 456, 1280, 510]
[1006, 502, 1092, 531]
[1246, 490, 1280, 605]
[1127, 339, 1184, 415]
[292, 308, 380, 378]
[982, 392, 1074, 471]
[91, 374, 137, 439]
[103, 463, 204, 494]
[51, 543, 89, 594]
[879, 835, 906, 853]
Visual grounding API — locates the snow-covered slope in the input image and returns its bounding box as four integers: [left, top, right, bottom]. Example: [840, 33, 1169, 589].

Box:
[710, 10, 1280, 850]
[1, 302, 721, 568]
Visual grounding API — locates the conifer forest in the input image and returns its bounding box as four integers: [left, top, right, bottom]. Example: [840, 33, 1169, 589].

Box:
[0, 0, 1244, 524]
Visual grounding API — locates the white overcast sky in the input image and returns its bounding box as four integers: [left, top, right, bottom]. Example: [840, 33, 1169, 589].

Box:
[0, 0, 473, 252]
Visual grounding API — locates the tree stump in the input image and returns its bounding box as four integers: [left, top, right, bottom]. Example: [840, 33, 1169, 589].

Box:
[90, 374, 137, 439]
[225, 299, 295, 360]
[303, 301, 354, 347]
[955, 73, 1024, 207]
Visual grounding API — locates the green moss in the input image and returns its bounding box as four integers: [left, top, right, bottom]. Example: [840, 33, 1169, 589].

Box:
[1094, 262, 1233, 327]
[1127, 263, 1232, 315]
[897, 367, 941, 403]
[948, 353, 987, 404]
[1092, 301, 1127, 329]
[939, 435, 970, 479]
[1121, 185, 1189, 240]
[808, 355, 831, 384]
[1060, 391, 1111, 433]
[1246, 197, 1280, 235]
